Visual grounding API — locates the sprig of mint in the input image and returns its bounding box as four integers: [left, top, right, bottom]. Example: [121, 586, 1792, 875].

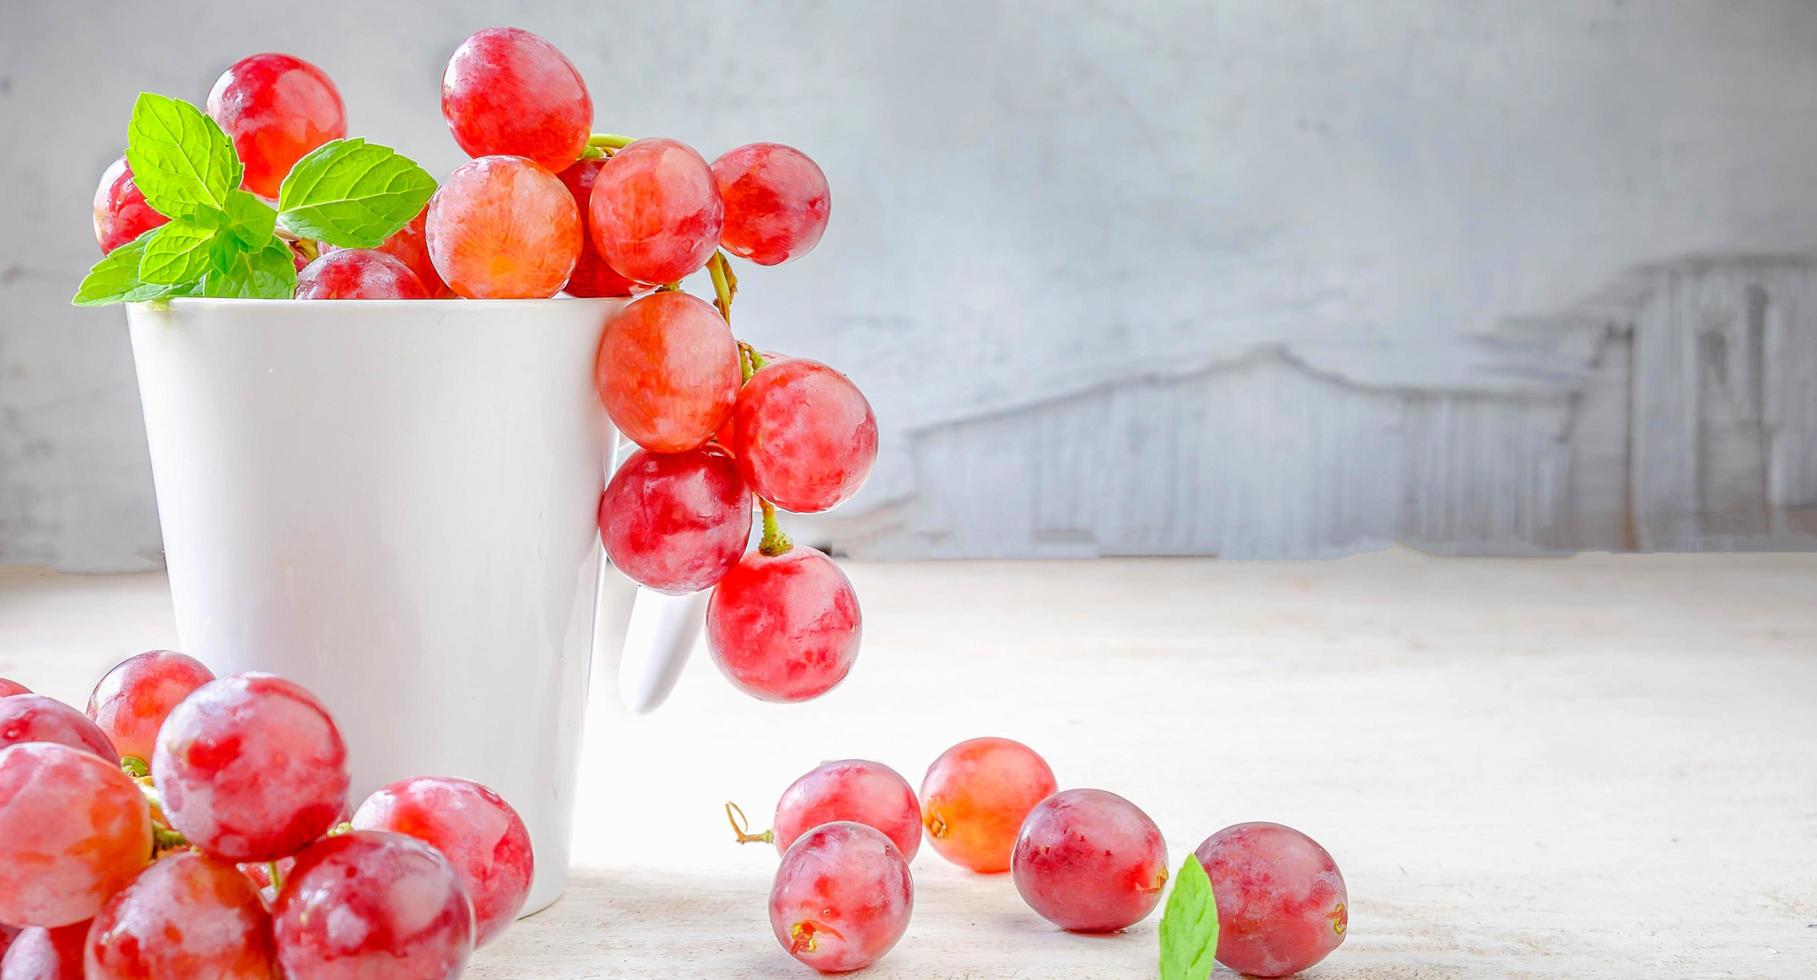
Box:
[73, 93, 436, 306]
[1158, 854, 1219, 980]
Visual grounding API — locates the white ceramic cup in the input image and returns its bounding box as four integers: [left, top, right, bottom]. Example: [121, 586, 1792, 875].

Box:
[126, 297, 700, 913]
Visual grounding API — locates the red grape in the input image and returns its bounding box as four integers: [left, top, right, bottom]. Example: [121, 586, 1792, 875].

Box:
[770, 760, 921, 860]
[557, 158, 647, 297]
[152, 673, 349, 862]
[599, 447, 751, 595]
[84, 850, 277, 978]
[706, 547, 860, 702]
[236, 856, 295, 907]
[91, 158, 169, 255]
[595, 291, 739, 452]
[730, 359, 877, 514]
[207, 53, 347, 198]
[0, 680, 26, 698]
[295, 248, 429, 299]
[272, 830, 475, 979]
[86, 650, 214, 763]
[921, 737, 1056, 874]
[1012, 788, 1168, 933]
[426, 155, 581, 299]
[0, 744, 150, 927]
[588, 138, 724, 284]
[322, 206, 453, 297]
[712, 143, 830, 266]
[1194, 822, 1348, 977]
[441, 28, 591, 173]
[0, 695, 117, 761]
[0, 922, 88, 980]
[0, 927, 16, 961]
[769, 822, 911, 973]
[351, 776, 532, 948]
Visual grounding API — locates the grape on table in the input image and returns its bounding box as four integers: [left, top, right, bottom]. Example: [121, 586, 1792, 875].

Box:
[920, 736, 1057, 874]
[1195, 821, 1349, 977]
[769, 821, 913, 973]
[768, 759, 923, 860]
[1012, 788, 1169, 933]
[84, 850, 277, 977]
[272, 830, 475, 978]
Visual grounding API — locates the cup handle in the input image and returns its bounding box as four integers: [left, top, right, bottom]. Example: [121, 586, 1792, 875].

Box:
[616, 587, 707, 713]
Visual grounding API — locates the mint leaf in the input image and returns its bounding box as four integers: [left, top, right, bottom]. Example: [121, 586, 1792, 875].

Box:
[72, 229, 163, 306]
[1158, 855, 1218, 980]
[224, 189, 278, 250]
[139, 219, 224, 285]
[277, 138, 435, 248]
[202, 238, 297, 299]
[125, 93, 241, 219]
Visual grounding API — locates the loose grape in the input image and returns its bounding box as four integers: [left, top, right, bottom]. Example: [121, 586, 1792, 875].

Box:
[441, 28, 591, 173]
[921, 737, 1056, 874]
[771, 760, 921, 860]
[1012, 788, 1168, 933]
[322, 206, 453, 297]
[152, 673, 349, 862]
[588, 138, 724, 284]
[85, 650, 214, 763]
[1195, 822, 1348, 977]
[0, 744, 150, 927]
[706, 547, 860, 703]
[84, 850, 277, 978]
[295, 248, 429, 299]
[426, 155, 581, 299]
[557, 159, 647, 297]
[206, 53, 346, 198]
[769, 822, 911, 973]
[351, 776, 532, 947]
[712, 143, 831, 266]
[594, 291, 739, 453]
[0, 680, 27, 698]
[599, 447, 751, 595]
[0, 694, 118, 760]
[0, 922, 88, 980]
[272, 830, 475, 979]
[730, 359, 877, 513]
[91, 158, 168, 255]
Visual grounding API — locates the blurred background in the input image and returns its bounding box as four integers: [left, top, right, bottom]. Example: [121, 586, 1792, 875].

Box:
[4, 0, 1817, 571]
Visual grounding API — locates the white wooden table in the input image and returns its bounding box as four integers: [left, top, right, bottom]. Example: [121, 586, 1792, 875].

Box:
[3, 551, 1815, 977]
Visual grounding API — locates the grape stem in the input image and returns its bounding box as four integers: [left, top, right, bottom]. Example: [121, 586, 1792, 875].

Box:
[266, 861, 285, 891]
[588, 133, 637, 150]
[738, 341, 766, 383]
[724, 802, 774, 845]
[707, 251, 738, 323]
[758, 500, 792, 557]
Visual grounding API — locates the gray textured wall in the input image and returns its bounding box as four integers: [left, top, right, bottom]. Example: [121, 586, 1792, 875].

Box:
[5, 1, 1817, 569]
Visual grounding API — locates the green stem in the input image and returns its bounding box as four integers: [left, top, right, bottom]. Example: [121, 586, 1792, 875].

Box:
[758, 499, 792, 556]
[738, 341, 767, 383]
[588, 133, 637, 150]
[579, 145, 607, 160]
[120, 755, 150, 779]
[266, 861, 284, 891]
[707, 251, 736, 324]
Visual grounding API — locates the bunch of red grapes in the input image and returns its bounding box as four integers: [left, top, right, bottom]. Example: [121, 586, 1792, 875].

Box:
[0, 653, 532, 977]
[734, 740, 1349, 975]
[93, 29, 872, 703]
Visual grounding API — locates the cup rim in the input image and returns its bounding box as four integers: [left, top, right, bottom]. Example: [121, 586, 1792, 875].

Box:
[133, 296, 630, 311]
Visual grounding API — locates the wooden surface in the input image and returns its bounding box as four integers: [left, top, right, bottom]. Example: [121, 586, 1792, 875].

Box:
[3, 551, 1815, 977]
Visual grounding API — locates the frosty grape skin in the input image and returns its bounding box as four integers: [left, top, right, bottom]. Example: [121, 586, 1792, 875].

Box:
[588, 137, 724, 285]
[706, 547, 861, 703]
[0, 694, 119, 761]
[769, 822, 912, 973]
[595, 291, 740, 453]
[352, 776, 533, 948]
[426, 155, 581, 300]
[598, 447, 751, 595]
[323, 205, 454, 297]
[770, 760, 922, 860]
[1, 921, 89, 980]
[295, 249, 429, 299]
[1011, 788, 1168, 932]
[152, 673, 350, 862]
[206, 53, 347, 198]
[84, 851, 277, 978]
[730, 358, 878, 514]
[86, 650, 214, 763]
[920, 737, 1057, 874]
[91, 158, 168, 255]
[557, 158, 647, 297]
[272, 831, 475, 979]
[0, 743, 151, 928]
[712, 142, 831, 266]
[442, 27, 592, 173]
[0, 680, 26, 698]
[1195, 821, 1349, 977]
